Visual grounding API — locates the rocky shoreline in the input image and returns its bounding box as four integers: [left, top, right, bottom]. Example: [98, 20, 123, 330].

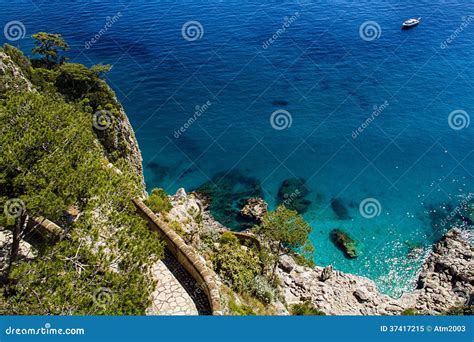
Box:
[277, 228, 472, 315]
[167, 188, 473, 315]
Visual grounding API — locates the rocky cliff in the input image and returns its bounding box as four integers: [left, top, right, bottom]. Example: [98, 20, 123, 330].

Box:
[0, 52, 33, 95]
[277, 228, 472, 315]
[166, 189, 473, 315]
[0, 49, 145, 190]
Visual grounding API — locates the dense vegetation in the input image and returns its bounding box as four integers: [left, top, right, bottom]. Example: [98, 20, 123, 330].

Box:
[290, 301, 326, 316]
[0, 34, 163, 314]
[145, 188, 173, 214]
[210, 207, 314, 314]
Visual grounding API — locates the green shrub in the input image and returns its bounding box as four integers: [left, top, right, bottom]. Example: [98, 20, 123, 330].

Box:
[246, 275, 274, 304]
[255, 205, 313, 279]
[2, 44, 32, 78]
[444, 305, 473, 316]
[219, 231, 239, 245]
[212, 242, 262, 293]
[145, 188, 172, 213]
[293, 252, 315, 268]
[290, 301, 326, 316]
[401, 308, 422, 316]
[0, 42, 164, 315]
[0, 91, 164, 315]
[169, 220, 185, 237]
[228, 296, 256, 316]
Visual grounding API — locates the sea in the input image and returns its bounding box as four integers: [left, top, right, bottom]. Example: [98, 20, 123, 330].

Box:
[1, 0, 473, 297]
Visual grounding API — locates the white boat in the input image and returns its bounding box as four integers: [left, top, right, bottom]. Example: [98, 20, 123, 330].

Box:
[402, 17, 421, 29]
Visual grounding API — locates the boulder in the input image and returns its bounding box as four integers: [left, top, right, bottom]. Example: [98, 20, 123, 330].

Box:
[279, 254, 296, 273]
[239, 197, 268, 222]
[320, 265, 333, 281]
[330, 229, 358, 259]
[277, 178, 311, 213]
[175, 187, 187, 200]
[330, 198, 351, 220]
[353, 288, 370, 302]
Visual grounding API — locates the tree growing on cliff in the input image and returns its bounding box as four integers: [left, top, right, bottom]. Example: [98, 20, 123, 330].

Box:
[32, 32, 69, 67]
[255, 205, 314, 279]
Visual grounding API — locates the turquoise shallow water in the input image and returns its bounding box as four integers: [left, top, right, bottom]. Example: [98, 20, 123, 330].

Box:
[1, 0, 473, 297]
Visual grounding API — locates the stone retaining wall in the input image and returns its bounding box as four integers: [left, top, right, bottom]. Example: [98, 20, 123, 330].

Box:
[28, 216, 63, 240]
[133, 198, 222, 315]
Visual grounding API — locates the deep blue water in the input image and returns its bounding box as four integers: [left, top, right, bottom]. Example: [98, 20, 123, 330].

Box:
[1, 0, 473, 297]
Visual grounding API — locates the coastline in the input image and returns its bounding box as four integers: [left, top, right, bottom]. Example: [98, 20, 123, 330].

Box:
[162, 188, 473, 315]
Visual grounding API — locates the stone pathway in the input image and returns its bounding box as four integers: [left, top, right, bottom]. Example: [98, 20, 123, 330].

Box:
[146, 250, 212, 315]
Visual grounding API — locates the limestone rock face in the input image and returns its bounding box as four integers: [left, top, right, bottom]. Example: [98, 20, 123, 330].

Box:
[277, 228, 473, 315]
[402, 229, 473, 314]
[279, 254, 296, 273]
[95, 91, 145, 193]
[0, 51, 144, 192]
[320, 265, 333, 281]
[0, 51, 33, 95]
[239, 197, 268, 222]
[167, 189, 226, 245]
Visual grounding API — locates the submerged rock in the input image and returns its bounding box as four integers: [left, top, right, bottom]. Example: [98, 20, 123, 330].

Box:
[195, 170, 263, 230]
[239, 197, 268, 223]
[272, 100, 289, 106]
[330, 198, 351, 220]
[277, 178, 312, 214]
[329, 229, 358, 259]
